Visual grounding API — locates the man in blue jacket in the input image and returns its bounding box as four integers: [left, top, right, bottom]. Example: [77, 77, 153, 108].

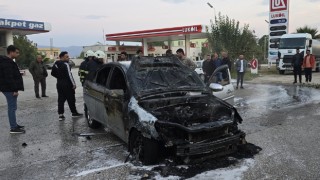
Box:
[0, 45, 25, 134]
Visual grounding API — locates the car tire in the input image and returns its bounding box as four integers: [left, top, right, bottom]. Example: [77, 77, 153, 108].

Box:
[129, 129, 159, 165]
[279, 70, 285, 74]
[85, 104, 101, 129]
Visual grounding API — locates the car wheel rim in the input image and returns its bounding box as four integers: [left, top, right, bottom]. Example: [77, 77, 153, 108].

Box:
[87, 111, 93, 125]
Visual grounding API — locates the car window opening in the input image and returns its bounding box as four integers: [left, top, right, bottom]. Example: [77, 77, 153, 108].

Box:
[109, 67, 127, 92]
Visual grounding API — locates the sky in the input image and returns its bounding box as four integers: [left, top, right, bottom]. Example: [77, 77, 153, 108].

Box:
[1, 0, 320, 47]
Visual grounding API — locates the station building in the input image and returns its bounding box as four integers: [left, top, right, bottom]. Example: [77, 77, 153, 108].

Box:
[0, 18, 51, 55]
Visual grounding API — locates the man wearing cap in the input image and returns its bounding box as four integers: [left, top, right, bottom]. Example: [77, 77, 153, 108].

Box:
[78, 50, 95, 86]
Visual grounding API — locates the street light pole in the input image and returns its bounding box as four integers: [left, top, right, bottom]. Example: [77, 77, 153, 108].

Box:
[207, 2, 216, 18]
[265, 20, 270, 68]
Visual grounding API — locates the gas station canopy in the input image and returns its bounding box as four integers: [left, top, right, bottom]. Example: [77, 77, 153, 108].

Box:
[106, 24, 208, 56]
[106, 24, 208, 42]
[0, 18, 51, 35]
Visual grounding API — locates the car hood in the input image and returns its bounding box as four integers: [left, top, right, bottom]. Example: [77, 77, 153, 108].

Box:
[127, 56, 207, 98]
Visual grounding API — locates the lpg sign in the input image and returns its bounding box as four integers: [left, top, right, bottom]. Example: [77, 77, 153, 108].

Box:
[270, 0, 288, 12]
[268, 0, 289, 64]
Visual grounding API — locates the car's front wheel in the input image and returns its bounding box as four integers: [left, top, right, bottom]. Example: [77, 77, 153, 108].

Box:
[85, 105, 101, 129]
[129, 129, 159, 165]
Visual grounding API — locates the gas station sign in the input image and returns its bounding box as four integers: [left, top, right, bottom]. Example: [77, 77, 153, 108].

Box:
[268, 0, 289, 64]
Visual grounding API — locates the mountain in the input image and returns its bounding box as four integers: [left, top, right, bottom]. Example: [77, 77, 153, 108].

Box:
[38, 45, 83, 58]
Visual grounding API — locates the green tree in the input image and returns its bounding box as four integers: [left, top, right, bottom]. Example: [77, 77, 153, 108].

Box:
[13, 35, 38, 68]
[296, 26, 320, 39]
[258, 35, 269, 63]
[207, 13, 259, 60]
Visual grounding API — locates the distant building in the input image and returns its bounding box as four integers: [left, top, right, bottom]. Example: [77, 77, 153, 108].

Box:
[37, 47, 60, 59]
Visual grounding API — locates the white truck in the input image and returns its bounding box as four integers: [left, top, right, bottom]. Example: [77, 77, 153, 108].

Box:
[277, 33, 320, 74]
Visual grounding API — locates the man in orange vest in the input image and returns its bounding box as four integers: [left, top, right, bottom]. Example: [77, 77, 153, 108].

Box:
[303, 50, 316, 83]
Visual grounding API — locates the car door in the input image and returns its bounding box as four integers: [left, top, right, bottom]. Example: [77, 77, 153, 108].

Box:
[208, 64, 235, 105]
[91, 66, 112, 125]
[104, 66, 127, 141]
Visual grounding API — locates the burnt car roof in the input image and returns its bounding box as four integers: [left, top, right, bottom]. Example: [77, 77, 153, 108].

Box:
[126, 56, 207, 98]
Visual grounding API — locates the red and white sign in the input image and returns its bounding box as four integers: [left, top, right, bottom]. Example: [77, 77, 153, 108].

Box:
[270, 0, 288, 12]
[108, 47, 116, 51]
[182, 25, 202, 33]
[268, 0, 289, 64]
[250, 59, 258, 69]
[270, 12, 288, 20]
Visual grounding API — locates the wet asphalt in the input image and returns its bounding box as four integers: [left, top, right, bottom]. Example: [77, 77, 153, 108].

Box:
[1, 68, 320, 179]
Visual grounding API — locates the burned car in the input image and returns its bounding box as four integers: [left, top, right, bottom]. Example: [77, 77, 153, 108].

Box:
[83, 56, 246, 165]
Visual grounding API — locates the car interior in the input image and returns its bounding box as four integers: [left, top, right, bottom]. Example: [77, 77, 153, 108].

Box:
[96, 67, 111, 86]
[109, 67, 127, 92]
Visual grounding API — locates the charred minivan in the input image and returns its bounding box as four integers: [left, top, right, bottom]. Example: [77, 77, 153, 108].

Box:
[83, 56, 246, 164]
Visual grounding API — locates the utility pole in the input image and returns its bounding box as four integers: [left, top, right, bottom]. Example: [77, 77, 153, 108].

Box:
[50, 38, 53, 59]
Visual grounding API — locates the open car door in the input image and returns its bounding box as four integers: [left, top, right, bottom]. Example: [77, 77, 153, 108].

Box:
[208, 64, 235, 105]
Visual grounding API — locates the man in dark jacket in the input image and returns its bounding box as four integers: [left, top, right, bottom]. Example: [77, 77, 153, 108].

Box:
[78, 50, 95, 86]
[86, 50, 104, 81]
[221, 51, 232, 80]
[202, 54, 214, 83]
[29, 55, 48, 98]
[52, 51, 82, 120]
[0, 45, 25, 133]
[291, 48, 304, 84]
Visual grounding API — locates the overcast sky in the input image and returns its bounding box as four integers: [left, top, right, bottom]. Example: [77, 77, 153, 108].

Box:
[1, 0, 319, 47]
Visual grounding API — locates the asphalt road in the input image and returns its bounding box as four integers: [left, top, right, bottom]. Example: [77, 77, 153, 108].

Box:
[1, 68, 320, 179]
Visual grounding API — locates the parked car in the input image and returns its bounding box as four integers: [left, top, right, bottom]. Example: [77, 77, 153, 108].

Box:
[194, 60, 205, 81]
[83, 56, 246, 165]
[45, 60, 75, 69]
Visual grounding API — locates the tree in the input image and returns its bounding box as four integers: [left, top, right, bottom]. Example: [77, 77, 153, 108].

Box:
[207, 13, 260, 61]
[13, 35, 38, 68]
[296, 26, 320, 39]
[258, 35, 269, 63]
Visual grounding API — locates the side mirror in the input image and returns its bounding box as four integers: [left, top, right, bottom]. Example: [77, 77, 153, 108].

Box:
[209, 83, 223, 92]
[309, 39, 312, 47]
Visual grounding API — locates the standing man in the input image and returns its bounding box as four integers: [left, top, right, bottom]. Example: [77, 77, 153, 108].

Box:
[291, 48, 303, 84]
[29, 55, 48, 98]
[303, 50, 315, 83]
[166, 49, 173, 56]
[221, 51, 232, 80]
[0, 45, 25, 133]
[221, 51, 232, 70]
[78, 50, 95, 86]
[202, 54, 214, 83]
[52, 51, 82, 120]
[212, 52, 223, 82]
[136, 49, 143, 58]
[86, 50, 104, 80]
[176, 48, 196, 70]
[235, 55, 247, 89]
[118, 51, 128, 61]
